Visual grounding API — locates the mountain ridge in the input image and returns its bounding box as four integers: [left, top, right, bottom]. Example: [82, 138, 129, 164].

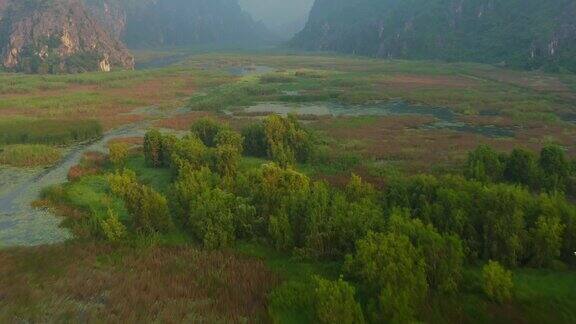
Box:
[292, 0, 576, 72]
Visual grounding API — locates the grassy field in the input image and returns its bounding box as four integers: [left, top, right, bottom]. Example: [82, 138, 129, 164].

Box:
[1, 50, 576, 323]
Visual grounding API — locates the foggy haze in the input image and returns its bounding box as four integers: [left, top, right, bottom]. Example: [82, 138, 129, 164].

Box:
[239, 0, 314, 38]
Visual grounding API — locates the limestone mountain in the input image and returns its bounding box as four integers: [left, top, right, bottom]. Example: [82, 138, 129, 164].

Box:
[0, 0, 134, 73]
[292, 0, 576, 72]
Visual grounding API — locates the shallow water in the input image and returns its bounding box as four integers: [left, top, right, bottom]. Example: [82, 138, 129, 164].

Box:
[227, 65, 276, 76]
[237, 101, 516, 138]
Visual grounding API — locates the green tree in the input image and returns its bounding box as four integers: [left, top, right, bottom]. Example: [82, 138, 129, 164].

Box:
[242, 122, 268, 157]
[264, 114, 312, 167]
[388, 210, 464, 294]
[313, 276, 365, 324]
[480, 185, 528, 267]
[214, 144, 241, 177]
[504, 148, 538, 187]
[345, 232, 428, 323]
[170, 135, 210, 173]
[482, 261, 514, 303]
[172, 167, 221, 224]
[190, 117, 227, 147]
[531, 194, 567, 267]
[465, 145, 504, 182]
[188, 188, 236, 249]
[215, 129, 244, 152]
[540, 145, 570, 192]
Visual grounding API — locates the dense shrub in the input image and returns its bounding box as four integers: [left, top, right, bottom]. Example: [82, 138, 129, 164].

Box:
[263, 114, 312, 166]
[100, 209, 127, 242]
[482, 261, 514, 303]
[108, 142, 130, 168]
[345, 232, 428, 323]
[108, 170, 173, 234]
[171, 167, 257, 248]
[190, 117, 228, 147]
[388, 210, 464, 294]
[466, 144, 575, 194]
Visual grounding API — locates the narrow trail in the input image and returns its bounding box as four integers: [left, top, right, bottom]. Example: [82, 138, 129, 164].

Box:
[0, 106, 186, 247]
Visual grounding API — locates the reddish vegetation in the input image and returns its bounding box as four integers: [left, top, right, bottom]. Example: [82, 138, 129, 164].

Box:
[473, 69, 573, 95]
[155, 111, 215, 130]
[67, 151, 106, 181]
[458, 115, 518, 127]
[107, 136, 144, 146]
[0, 244, 279, 323]
[314, 115, 576, 173]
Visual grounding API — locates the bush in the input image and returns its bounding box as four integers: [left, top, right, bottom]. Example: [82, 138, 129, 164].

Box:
[313, 276, 365, 324]
[100, 209, 127, 241]
[108, 142, 130, 168]
[482, 260, 514, 303]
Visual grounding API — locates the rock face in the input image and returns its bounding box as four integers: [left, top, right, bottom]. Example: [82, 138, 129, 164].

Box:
[85, 0, 274, 48]
[0, 0, 133, 73]
[293, 0, 576, 72]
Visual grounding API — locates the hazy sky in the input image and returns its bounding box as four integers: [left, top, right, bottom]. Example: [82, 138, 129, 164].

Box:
[239, 0, 314, 30]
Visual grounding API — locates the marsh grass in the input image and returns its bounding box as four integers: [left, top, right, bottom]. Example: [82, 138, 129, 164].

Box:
[0, 144, 61, 167]
[0, 118, 102, 145]
[186, 54, 575, 123]
[0, 244, 279, 323]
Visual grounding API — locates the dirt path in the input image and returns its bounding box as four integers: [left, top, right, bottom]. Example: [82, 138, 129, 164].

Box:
[0, 106, 188, 247]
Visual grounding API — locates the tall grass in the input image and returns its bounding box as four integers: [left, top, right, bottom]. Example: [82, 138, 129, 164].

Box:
[0, 144, 61, 167]
[0, 118, 102, 145]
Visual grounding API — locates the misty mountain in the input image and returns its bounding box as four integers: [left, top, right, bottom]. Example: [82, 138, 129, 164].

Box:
[239, 0, 313, 39]
[86, 0, 275, 48]
[292, 0, 576, 72]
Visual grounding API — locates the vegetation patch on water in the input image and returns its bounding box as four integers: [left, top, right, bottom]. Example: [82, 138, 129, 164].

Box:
[0, 144, 61, 167]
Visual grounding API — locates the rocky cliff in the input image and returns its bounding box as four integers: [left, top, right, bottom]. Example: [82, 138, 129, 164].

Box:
[292, 0, 576, 72]
[0, 0, 134, 73]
